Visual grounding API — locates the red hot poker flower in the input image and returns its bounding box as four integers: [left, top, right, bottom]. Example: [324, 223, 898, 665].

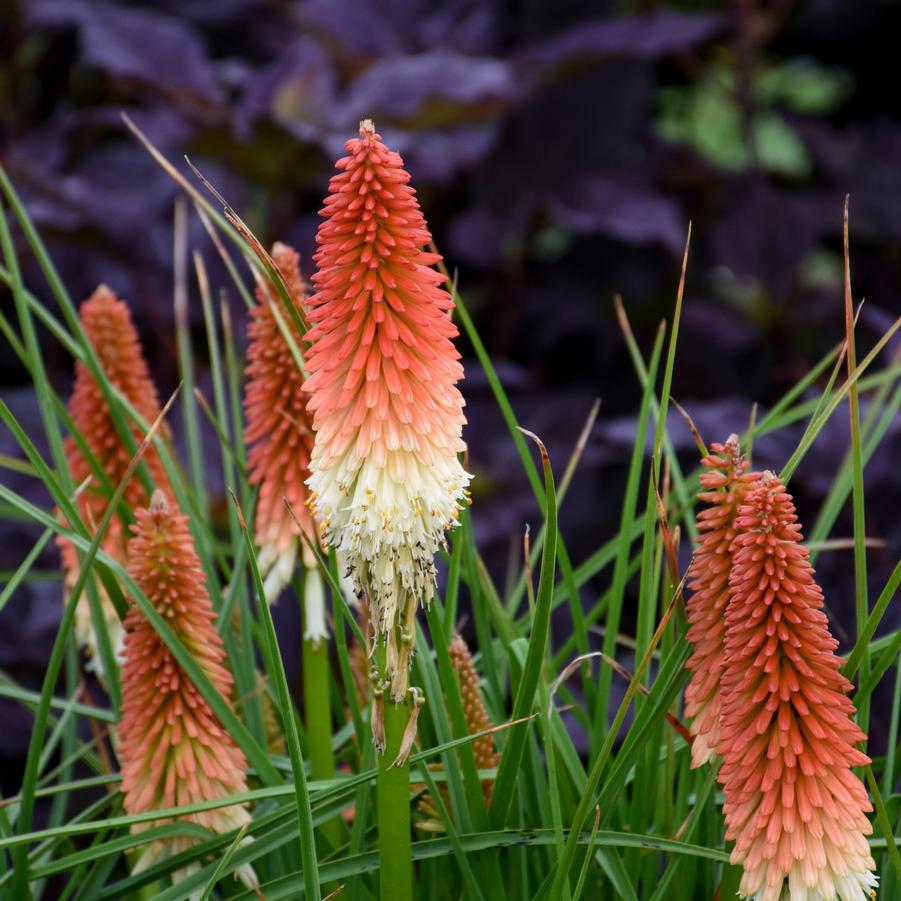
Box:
[304, 120, 470, 701]
[118, 491, 256, 888]
[718, 472, 876, 901]
[684, 435, 757, 767]
[243, 242, 319, 605]
[60, 285, 170, 678]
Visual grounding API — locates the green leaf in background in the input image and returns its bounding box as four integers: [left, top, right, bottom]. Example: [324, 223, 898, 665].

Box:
[656, 55, 851, 177]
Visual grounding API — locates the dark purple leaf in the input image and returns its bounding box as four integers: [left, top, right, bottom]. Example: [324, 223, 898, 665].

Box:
[319, 121, 501, 184]
[709, 181, 837, 298]
[296, 0, 500, 59]
[28, 0, 223, 107]
[238, 36, 337, 141]
[339, 50, 516, 124]
[547, 174, 685, 254]
[850, 122, 901, 240]
[392, 124, 501, 183]
[148, 0, 259, 28]
[520, 10, 727, 70]
[860, 304, 901, 360]
[447, 207, 508, 268]
[791, 120, 901, 240]
[8, 137, 175, 240]
[473, 59, 652, 206]
[681, 302, 761, 355]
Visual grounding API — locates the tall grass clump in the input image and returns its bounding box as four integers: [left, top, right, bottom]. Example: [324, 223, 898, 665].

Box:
[0, 117, 898, 901]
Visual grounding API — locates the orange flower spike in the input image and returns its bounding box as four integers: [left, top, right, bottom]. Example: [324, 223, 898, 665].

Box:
[60, 285, 171, 677]
[119, 491, 256, 888]
[304, 120, 471, 702]
[449, 634, 500, 772]
[684, 435, 757, 767]
[243, 242, 319, 604]
[719, 471, 876, 901]
[65, 285, 170, 518]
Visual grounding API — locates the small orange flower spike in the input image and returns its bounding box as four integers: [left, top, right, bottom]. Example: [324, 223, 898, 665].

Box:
[684, 435, 757, 767]
[304, 120, 471, 702]
[59, 285, 170, 678]
[718, 472, 876, 901]
[415, 636, 498, 830]
[243, 242, 319, 604]
[118, 491, 256, 888]
[450, 633, 500, 810]
[449, 634, 500, 774]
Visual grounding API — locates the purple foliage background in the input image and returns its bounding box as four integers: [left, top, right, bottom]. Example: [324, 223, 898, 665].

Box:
[1, 0, 900, 799]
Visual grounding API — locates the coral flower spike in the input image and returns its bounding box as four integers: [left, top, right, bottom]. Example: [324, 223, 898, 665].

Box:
[119, 491, 256, 892]
[304, 119, 471, 702]
[243, 242, 324, 612]
[718, 471, 876, 901]
[684, 435, 757, 767]
[60, 285, 171, 678]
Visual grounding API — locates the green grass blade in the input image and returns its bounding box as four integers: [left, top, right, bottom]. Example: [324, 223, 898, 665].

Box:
[571, 808, 600, 900]
[593, 323, 665, 750]
[0, 527, 53, 614]
[230, 491, 321, 899]
[780, 313, 901, 483]
[841, 203, 870, 736]
[547, 580, 684, 897]
[865, 766, 901, 884]
[198, 823, 250, 901]
[490, 430, 557, 829]
[173, 200, 207, 512]
[843, 557, 901, 682]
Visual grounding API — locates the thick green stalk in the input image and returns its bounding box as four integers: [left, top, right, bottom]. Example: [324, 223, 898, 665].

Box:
[303, 631, 341, 851]
[376, 644, 413, 901]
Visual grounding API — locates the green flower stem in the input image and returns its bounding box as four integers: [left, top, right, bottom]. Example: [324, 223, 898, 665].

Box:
[377, 644, 413, 901]
[302, 633, 342, 852]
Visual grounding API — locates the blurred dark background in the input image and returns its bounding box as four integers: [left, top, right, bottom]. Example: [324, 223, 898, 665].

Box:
[2, 0, 901, 800]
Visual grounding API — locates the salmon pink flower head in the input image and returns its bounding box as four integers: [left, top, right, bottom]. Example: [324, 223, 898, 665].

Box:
[684, 435, 757, 767]
[243, 241, 322, 612]
[118, 491, 256, 893]
[718, 471, 876, 901]
[304, 120, 471, 702]
[59, 285, 171, 680]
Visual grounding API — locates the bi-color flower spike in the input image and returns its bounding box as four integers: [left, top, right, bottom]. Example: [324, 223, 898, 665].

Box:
[304, 120, 471, 701]
[243, 242, 321, 608]
[60, 285, 170, 678]
[119, 491, 256, 892]
[684, 435, 757, 767]
[719, 471, 876, 901]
